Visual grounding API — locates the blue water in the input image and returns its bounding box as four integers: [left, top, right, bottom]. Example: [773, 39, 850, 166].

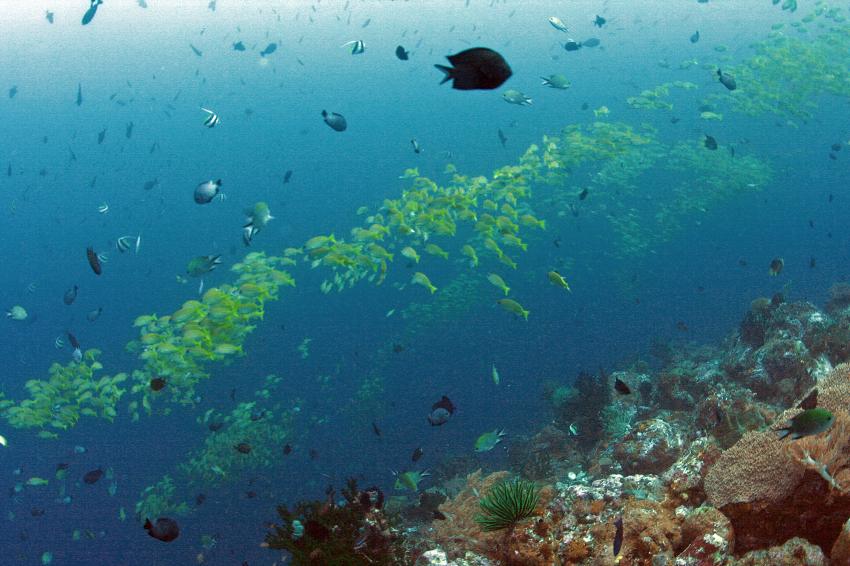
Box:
[1, 1, 848, 564]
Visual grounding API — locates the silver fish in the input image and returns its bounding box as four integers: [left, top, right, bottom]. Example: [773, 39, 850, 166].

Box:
[201, 107, 220, 128]
[341, 39, 365, 54]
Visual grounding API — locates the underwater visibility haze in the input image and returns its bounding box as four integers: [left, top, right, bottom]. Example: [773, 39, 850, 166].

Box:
[3, 0, 850, 564]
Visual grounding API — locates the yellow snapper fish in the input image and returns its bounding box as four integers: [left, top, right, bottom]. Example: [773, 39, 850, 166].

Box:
[411, 272, 437, 294]
[401, 246, 420, 264]
[497, 298, 529, 320]
[474, 429, 506, 452]
[487, 273, 510, 296]
[461, 244, 479, 267]
[547, 270, 571, 292]
[6, 305, 27, 321]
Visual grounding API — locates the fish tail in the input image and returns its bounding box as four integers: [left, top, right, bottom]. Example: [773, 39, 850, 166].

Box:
[434, 64, 454, 85]
[776, 428, 790, 440]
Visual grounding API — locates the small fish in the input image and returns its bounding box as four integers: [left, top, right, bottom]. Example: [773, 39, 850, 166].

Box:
[810, 256, 817, 269]
[86, 307, 102, 322]
[201, 107, 220, 128]
[86, 247, 102, 275]
[260, 43, 277, 57]
[321, 110, 347, 132]
[614, 377, 631, 395]
[769, 257, 784, 276]
[798, 389, 818, 410]
[361, 18, 371, 28]
[411, 139, 422, 154]
[498, 129, 507, 147]
[496, 298, 529, 321]
[150, 377, 166, 391]
[690, 30, 700, 43]
[594, 15, 606, 27]
[83, 468, 103, 484]
[563, 40, 582, 51]
[186, 255, 221, 278]
[6, 306, 27, 321]
[395, 45, 409, 60]
[371, 422, 382, 437]
[195, 493, 206, 506]
[190, 44, 203, 57]
[135, 235, 142, 255]
[777, 408, 834, 440]
[540, 74, 571, 89]
[412, 447, 424, 462]
[502, 89, 532, 106]
[233, 41, 246, 51]
[491, 364, 500, 385]
[717, 68, 737, 91]
[125, 122, 134, 138]
[81, 0, 103, 25]
[548, 16, 568, 32]
[144, 517, 180, 542]
[547, 271, 571, 291]
[234, 443, 252, 454]
[428, 395, 455, 426]
[282, 444, 292, 455]
[394, 470, 430, 491]
[208, 421, 223, 432]
[116, 236, 133, 253]
[45, 11, 54, 23]
[435, 48, 512, 91]
[97, 129, 106, 144]
[613, 516, 624, 556]
[8, 85, 17, 98]
[704, 135, 718, 150]
[97, 203, 109, 214]
[568, 422, 579, 436]
[582, 37, 601, 48]
[341, 40, 365, 54]
[54, 337, 65, 350]
[63, 285, 78, 306]
[474, 429, 505, 452]
[283, 170, 293, 184]
[76, 83, 83, 106]
[194, 179, 223, 204]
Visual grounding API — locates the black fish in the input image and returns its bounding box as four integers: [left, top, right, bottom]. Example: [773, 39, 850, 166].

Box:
[810, 256, 817, 269]
[498, 129, 507, 147]
[564, 40, 582, 51]
[208, 421, 224, 432]
[582, 38, 601, 48]
[149, 377, 166, 391]
[143, 179, 159, 191]
[428, 395, 455, 426]
[63, 285, 78, 306]
[260, 43, 277, 57]
[81, 0, 103, 25]
[309, 448, 319, 460]
[189, 44, 203, 57]
[395, 45, 409, 60]
[372, 422, 381, 436]
[76, 83, 83, 106]
[613, 516, 624, 556]
[392, 343, 405, 353]
[690, 31, 700, 43]
[433, 510, 447, 520]
[829, 153, 837, 160]
[614, 377, 631, 395]
[717, 69, 737, 91]
[97, 129, 106, 144]
[283, 170, 293, 184]
[233, 41, 246, 51]
[86, 247, 102, 275]
[83, 468, 103, 484]
[67, 332, 81, 351]
[125, 122, 134, 139]
[412, 447, 423, 462]
[321, 110, 347, 132]
[195, 493, 206, 506]
[46, 11, 54, 23]
[435, 47, 512, 90]
[235, 442, 252, 454]
[832, 142, 843, 152]
[704, 135, 718, 150]
[578, 188, 589, 201]
[594, 15, 606, 27]
[282, 443, 292, 455]
[799, 388, 818, 410]
[9, 86, 17, 99]
[144, 517, 180, 542]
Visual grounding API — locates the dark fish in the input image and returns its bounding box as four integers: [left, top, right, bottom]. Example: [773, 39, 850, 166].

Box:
[195, 493, 206, 506]
[428, 395, 455, 426]
[676, 321, 689, 332]
[235, 442, 252, 454]
[194, 179, 222, 204]
[717, 68, 737, 91]
[97, 128, 106, 144]
[245, 490, 257, 499]
[799, 389, 818, 410]
[582, 37, 601, 48]
[83, 468, 103, 484]
[309, 448, 319, 460]
[81, 0, 103, 25]
[86, 247, 102, 275]
[690, 31, 700, 43]
[233, 41, 246, 51]
[829, 153, 837, 160]
[282, 443, 292, 455]
[395, 45, 410, 60]
[143, 179, 159, 191]
[283, 170, 293, 184]
[31, 508, 45, 517]
[125, 122, 134, 139]
[144, 517, 180, 542]
[564, 40, 582, 51]
[76, 83, 83, 106]
[361, 18, 371, 28]
[321, 110, 347, 132]
[498, 129, 507, 147]
[613, 516, 624, 556]
[260, 43, 277, 57]
[412, 447, 424, 462]
[150, 377, 166, 391]
[208, 421, 224, 432]
[63, 285, 78, 305]
[578, 188, 589, 201]
[594, 15, 606, 27]
[371, 422, 382, 437]
[433, 510, 447, 520]
[9, 86, 17, 98]
[670, 116, 680, 124]
[832, 142, 843, 152]
[581, 102, 589, 110]
[138, 0, 148, 7]
[704, 135, 718, 150]
[829, 194, 834, 202]
[810, 256, 816, 269]
[46, 11, 54, 23]
[777, 408, 834, 440]
[392, 343, 405, 353]
[67, 332, 81, 351]
[614, 377, 631, 395]
[208, 0, 216, 11]
[86, 307, 102, 322]
[190, 44, 203, 57]
[435, 47, 512, 90]
[769, 257, 784, 276]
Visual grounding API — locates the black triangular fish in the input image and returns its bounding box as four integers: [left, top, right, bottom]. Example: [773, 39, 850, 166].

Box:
[614, 377, 631, 395]
[798, 388, 818, 410]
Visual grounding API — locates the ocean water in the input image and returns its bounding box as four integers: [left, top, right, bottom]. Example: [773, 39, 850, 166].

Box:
[1, 0, 848, 564]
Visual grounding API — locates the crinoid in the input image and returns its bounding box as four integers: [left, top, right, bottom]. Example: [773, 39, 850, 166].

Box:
[474, 477, 540, 532]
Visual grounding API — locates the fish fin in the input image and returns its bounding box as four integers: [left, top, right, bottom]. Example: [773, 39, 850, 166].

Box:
[434, 64, 454, 85]
[776, 428, 791, 440]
